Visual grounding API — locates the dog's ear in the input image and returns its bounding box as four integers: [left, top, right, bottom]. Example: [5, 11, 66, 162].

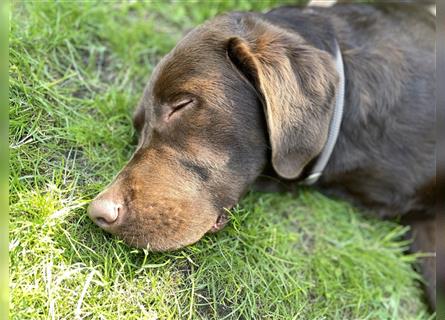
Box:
[226, 16, 339, 179]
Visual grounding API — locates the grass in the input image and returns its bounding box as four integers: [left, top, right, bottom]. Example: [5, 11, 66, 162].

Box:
[9, 1, 431, 319]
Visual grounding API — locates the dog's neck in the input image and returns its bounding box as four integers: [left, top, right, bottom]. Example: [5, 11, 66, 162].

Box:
[299, 40, 345, 185]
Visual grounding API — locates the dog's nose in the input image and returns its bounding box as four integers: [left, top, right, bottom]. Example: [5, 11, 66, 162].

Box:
[88, 199, 121, 227]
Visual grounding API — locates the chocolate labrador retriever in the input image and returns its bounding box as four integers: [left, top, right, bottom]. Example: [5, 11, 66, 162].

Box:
[88, 2, 437, 307]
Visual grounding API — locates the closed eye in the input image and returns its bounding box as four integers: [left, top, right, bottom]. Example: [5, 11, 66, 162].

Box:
[168, 98, 194, 119]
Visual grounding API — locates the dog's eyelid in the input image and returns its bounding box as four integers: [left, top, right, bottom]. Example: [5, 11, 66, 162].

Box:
[166, 98, 195, 120]
[172, 98, 194, 110]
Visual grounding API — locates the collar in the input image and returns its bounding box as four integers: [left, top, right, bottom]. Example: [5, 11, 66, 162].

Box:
[300, 41, 345, 185]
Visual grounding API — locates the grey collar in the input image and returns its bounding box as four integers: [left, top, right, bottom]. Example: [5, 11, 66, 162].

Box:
[300, 41, 345, 185]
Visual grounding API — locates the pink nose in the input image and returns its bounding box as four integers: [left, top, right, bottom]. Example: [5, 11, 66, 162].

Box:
[88, 199, 121, 227]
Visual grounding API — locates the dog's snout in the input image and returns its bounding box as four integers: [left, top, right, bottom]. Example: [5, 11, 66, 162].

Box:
[88, 199, 121, 227]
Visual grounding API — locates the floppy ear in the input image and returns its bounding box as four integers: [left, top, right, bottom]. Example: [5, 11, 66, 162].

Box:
[226, 16, 339, 179]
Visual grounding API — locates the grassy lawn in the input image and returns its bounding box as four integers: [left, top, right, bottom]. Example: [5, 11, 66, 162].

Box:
[9, 1, 431, 319]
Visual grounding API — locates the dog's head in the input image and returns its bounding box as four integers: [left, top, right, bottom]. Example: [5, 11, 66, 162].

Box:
[88, 13, 339, 251]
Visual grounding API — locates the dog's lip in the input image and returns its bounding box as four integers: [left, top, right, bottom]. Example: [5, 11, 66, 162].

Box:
[209, 211, 229, 233]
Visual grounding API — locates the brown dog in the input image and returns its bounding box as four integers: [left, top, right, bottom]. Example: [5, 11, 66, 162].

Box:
[88, 3, 436, 307]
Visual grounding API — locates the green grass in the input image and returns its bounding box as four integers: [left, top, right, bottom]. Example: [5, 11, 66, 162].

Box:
[9, 1, 431, 319]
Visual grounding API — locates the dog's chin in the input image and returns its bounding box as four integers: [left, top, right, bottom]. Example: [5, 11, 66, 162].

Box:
[118, 217, 225, 251]
[116, 210, 230, 250]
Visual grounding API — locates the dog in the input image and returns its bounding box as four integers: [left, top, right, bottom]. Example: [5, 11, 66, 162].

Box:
[88, 2, 437, 308]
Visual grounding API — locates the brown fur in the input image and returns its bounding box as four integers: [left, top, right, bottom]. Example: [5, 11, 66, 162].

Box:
[89, 3, 436, 307]
[226, 19, 338, 179]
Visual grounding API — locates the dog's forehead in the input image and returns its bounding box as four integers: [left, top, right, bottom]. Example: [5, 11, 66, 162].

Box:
[142, 22, 238, 103]
[135, 14, 245, 134]
[154, 37, 231, 95]
[153, 15, 246, 88]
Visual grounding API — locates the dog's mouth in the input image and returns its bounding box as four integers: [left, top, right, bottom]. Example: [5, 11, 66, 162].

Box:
[209, 212, 229, 233]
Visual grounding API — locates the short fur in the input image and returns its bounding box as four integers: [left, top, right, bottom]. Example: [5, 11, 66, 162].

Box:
[89, 3, 437, 308]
